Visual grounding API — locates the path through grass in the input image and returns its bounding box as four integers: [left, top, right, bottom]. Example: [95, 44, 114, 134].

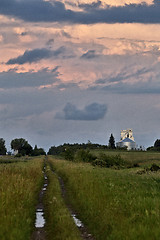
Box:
[48, 156, 160, 240]
[44, 163, 82, 240]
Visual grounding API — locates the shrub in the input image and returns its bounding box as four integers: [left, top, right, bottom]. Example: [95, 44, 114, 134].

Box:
[96, 154, 124, 168]
[63, 148, 74, 161]
[74, 149, 96, 163]
[15, 153, 22, 158]
[92, 159, 106, 167]
[133, 163, 140, 168]
[150, 164, 160, 172]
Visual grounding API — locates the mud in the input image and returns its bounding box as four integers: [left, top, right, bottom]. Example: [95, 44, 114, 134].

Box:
[49, 162, 95, 240]
[32, 159, 95, 240]
[31, 163, 48, 240]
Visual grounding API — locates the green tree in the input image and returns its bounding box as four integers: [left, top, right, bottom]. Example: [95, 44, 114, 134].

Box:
[11, 138, 33, 156]
[32, 145, 46, 156]
[64, 148, 74, 161]
[0, 138, 7, 155]
[154, 139, 160, 148]
[108, 134, 116, 149]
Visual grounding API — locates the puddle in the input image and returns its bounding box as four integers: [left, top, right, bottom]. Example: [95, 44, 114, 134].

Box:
[35, 209, 45, 228]
[34, 166, 48, 230]
[72, 214, 84, 228]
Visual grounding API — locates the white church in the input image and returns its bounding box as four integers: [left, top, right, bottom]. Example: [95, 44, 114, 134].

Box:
[116, 129, 136, 150]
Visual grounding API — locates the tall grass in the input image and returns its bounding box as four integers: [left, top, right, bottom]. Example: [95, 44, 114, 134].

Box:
[48, 156, 160, 240]
[0, 157, 44, 240]
[91, 149, 160, 166]
[44, 164, 82, 240]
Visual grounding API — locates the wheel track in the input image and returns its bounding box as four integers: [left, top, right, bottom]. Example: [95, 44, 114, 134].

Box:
[47, 157, 95, 240]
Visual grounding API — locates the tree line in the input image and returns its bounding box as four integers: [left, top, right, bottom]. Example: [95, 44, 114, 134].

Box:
[0, 138, 46, 156]
[0, 134, 159, 156]
[146, 139, 160, 151]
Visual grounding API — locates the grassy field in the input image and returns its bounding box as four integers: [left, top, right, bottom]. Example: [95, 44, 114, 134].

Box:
[48, 151, 160, 240]
[0, 157, 44, 240]
[2, 151, 160, 240]
[91, 149, 160, 167]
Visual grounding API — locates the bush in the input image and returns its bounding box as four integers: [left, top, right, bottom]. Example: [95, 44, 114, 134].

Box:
[92, 159, 106, 167]
[15, 153, 22, 158]
[96, 154, 124, 168]
[64, 148, 74, 161]
[150, 164, 160, 172]
[74, 149, 96, 163]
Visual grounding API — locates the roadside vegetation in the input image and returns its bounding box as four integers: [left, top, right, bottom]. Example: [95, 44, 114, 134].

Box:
[0, 157, 44, 240]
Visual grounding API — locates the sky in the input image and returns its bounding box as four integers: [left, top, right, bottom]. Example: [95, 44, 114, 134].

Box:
[0, 0, 160, 151]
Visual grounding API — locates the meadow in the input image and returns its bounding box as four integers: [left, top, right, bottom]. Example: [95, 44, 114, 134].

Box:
[0, 157, 44, 240]
[48, 150, 160, 240]
[1, 151, 160, 240]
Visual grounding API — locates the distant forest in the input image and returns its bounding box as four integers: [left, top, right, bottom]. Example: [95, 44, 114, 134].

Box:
[0, 135, 160, 156]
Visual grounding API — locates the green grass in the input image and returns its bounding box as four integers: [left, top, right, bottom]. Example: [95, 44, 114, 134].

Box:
[0, 157, 44, 240]
[2, 151, 160, 240]
[91, 149, 160, 167]
[48, 155, 160, 240]
[44, 163, 82, 240]
[0, 155, 31, 164]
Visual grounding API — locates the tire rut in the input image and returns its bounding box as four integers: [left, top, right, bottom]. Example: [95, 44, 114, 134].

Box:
[31, 159, 48, 240]
[48, 159, 95, 240]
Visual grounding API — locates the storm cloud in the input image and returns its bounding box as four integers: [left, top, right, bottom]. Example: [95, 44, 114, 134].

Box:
[56, 102, 107, 121]
[6, 47, 65, 65]
[0, 0, 160, 24]
[0, 68, 60, 88]
[78, 1, 102, 11]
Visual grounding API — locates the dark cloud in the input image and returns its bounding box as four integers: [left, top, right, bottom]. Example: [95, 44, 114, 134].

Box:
[81, 50, 98, 59]
[90, 79, 160, 94]
[56, 102, 107, 120]
[0, 68, 60, 88]
[108, 67, 152, 83]
[94, 66, 153, 87]
[102, 82, 160, 94]
[6, 47, 65, 65]
[78, 1, 102, 11]
[0, 0, 160, 24]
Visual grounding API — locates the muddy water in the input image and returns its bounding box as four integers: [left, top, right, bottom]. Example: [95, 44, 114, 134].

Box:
[31, 164, 48, 240]
[72, 214, 84, 228]
[35, 209, 45, 228]
[57, 175, 95, 240]
[33, 160, 95, 240]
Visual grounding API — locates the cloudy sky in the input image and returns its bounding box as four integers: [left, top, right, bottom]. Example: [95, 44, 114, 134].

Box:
[0, 0, 160, 151]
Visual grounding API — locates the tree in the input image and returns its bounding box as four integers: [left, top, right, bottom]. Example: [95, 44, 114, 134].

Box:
[108, 134, 116, 149]
[154, 139, 160, 148]
[0, 138, 7, 155]
[11, 138, 33, 156]
[64, 148, 74, 161]
[32, 145, 46, 156]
